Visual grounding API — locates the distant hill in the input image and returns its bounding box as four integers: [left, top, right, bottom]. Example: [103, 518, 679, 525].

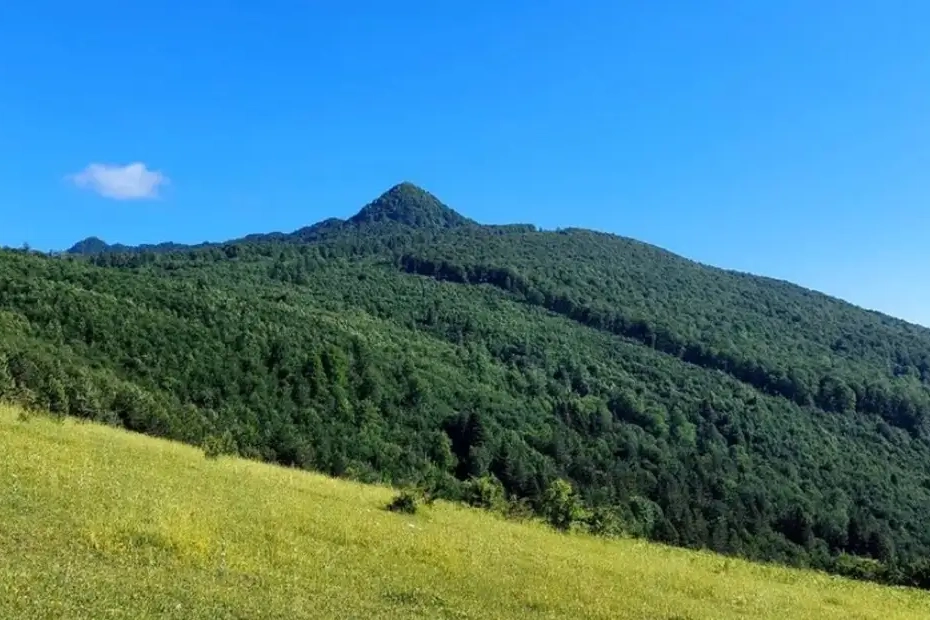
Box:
[64, 183, 476, 255]
[66, 236, 213, 256]
[4, 182, 930, 589]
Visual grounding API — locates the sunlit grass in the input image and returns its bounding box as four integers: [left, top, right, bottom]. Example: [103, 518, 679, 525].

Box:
[1, 403, 927, 619]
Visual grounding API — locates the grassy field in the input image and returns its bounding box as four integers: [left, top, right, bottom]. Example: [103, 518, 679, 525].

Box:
[1, 404, 928, 619]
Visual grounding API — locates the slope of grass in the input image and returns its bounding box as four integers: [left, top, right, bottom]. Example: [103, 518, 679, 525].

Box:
[1, 405, 927, 620]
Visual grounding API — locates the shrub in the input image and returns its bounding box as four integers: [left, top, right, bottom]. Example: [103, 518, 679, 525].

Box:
[0, 353, 14, 402]
[831, 553, 888, 583]
[585, 505, 625, 537]
[462, 475, 507, 512]
[202, 430, 238, 459]
[541, 479, 587, 531]
[387, 490, 419, 515]
[505, 497, 536, 521]
[900, 559, 930, 589]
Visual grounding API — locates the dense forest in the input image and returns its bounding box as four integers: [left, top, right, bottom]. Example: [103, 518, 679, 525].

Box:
[3, 182, 930, 588]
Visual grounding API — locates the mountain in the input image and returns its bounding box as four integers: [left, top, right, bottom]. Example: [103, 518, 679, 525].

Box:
[64, 182, 474, 255]
[5, 182, 930, 588]
[348, 182, 475, 229]
[66, 237, 211, 255]
[66, 236, 112, 255]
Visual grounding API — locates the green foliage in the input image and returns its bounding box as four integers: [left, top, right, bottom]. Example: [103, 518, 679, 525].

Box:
[202, 430, 238, 459]
[585, 505, 627, 537]
[3, 183, 930, 589]
[0, 354, 14, 402]
[463, 475, 507, 512]
[44, 374, 68, 418]
[349, 182, 474, 229]
[387, 489, 420, 515]
[541, 479, 587, 531]
[832, 554, 890, 584]
[902, 559, 930, 590]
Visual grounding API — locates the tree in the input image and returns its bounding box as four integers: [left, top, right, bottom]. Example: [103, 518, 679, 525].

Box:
[779, 504, 815, 549]
[427, 431, 456, 472]
[202, 430, 238, 459]
[66, 370, 104, 421]
[541, 478, 586, 531]
[44, 374, 69, 417]
[0, 353, 14, 401]
[462, 475, 506, 512]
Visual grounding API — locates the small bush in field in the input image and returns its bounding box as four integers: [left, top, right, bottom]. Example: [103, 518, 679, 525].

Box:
[387, 490, 419, 514]
[462, 475, 507, 512]
[202, 430, 238, 459]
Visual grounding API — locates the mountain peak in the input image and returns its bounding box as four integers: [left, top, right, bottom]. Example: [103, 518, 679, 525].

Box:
[67, 236, 111, 255]
[349, 182, 474, 229]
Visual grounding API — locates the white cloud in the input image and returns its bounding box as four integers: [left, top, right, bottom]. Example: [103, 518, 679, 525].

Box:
[69, 162, 168, 200]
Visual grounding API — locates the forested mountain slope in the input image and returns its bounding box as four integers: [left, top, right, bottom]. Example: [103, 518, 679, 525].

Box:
[3, 183, 930, 587]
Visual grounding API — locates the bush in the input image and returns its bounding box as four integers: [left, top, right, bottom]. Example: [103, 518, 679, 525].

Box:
[387, 490, 419, 514]
[541, 479, 587, 531]
[412, 470, 450, 507]
[505, 497, 536, 521]
[900, 559, 930, 589]
[462, 475, 507, 512]
[0, 353, 15, 402]
[585, 505, 625, 537]
[202, 430, 238, 459]
[831, 553, 889, 583]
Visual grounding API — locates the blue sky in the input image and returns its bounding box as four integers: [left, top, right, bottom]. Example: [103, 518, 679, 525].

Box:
[2, 1, 929, 324]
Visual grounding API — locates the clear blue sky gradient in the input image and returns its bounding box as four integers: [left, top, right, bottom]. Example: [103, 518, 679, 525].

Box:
[2, 1, 929, 324]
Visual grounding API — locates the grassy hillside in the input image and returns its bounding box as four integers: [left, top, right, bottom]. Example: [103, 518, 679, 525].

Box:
[2, 404, 928, 620]
[3, 183, 930, 587]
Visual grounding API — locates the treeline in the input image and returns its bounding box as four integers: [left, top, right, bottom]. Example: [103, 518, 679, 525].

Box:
[0, 340, 199, 440]
[398, 253, 930, 437]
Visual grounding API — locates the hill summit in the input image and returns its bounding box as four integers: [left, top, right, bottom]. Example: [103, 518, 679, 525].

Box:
[348, 182, 474, 229]
[66, 236, 112, 255]
[64, 183, 474, 254]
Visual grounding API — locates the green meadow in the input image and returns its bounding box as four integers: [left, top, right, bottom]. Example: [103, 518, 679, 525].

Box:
[1, 404, 927, 619]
